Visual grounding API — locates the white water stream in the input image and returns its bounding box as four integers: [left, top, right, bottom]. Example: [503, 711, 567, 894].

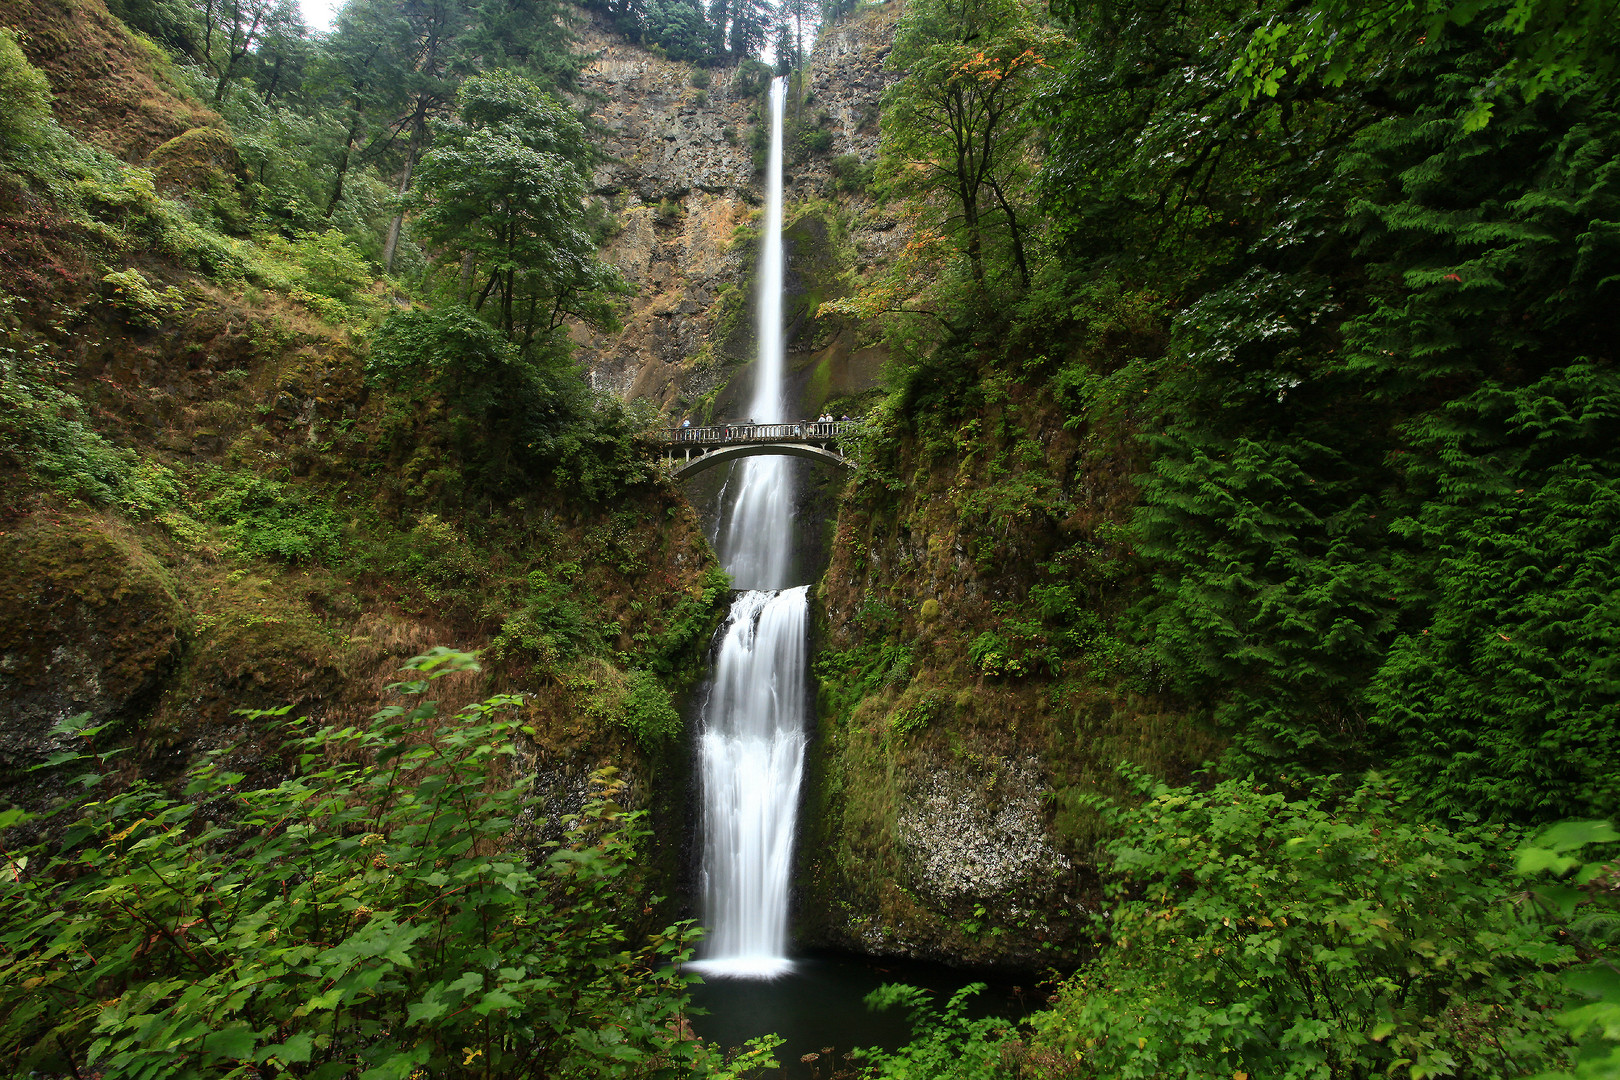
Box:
[688, 77, 807, 979]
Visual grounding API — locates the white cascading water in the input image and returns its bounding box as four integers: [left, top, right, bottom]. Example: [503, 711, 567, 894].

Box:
[688, 76, 807, 980]
[717, 73, 791, 592]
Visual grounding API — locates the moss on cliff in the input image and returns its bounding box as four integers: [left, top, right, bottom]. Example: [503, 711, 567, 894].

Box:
[0, 513, 185, 775]
[799, 332, 1220, 966]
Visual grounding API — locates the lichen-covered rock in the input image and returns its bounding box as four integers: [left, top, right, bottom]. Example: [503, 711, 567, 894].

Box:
[899, 759, 1072, 910]
[0, 515, 184, 772]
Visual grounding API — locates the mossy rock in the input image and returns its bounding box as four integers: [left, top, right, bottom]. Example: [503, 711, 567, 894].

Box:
[151, 577, 346, 748]
[0, 515, 185, 773]
[145, 128, 247, 200]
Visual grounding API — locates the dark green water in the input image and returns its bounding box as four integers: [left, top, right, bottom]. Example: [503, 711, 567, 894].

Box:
[685, 952, 1037, 1077]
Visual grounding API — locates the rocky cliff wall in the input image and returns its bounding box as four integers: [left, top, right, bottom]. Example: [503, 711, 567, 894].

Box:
[571, 2, 903, 424]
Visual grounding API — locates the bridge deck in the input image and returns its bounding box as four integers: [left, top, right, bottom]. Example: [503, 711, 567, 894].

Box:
[649, 420, 858, 450]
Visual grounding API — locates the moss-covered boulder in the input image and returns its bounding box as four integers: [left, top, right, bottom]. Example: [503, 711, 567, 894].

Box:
[0, 515, 184, 773]
[145, 126, 247, 196]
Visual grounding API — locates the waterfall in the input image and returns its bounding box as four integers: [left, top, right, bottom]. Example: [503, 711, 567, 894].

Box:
[689, 77, 806, 979]
[717, 73, 791, 592]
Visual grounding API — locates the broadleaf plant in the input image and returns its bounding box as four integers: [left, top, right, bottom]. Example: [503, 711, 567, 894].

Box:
[0, 648, 759, 1079]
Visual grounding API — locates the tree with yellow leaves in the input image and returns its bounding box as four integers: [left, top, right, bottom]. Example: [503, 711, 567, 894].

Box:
[879, 0, 1064, 291]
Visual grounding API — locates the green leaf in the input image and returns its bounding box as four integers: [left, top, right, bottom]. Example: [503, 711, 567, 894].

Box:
[1535, 821, 1620, 853]
[203, 1024, 260, 1061]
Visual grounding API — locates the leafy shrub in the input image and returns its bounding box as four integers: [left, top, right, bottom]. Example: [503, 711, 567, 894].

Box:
[733, 58, 774, 99]
[831, 153, 874, 194]
[261, 228, 373, 303]
[617, 668, 683, 749]
[202, 472, 342, 562]
[1516, 820, 1620, 1080]
[368, 307, 656, 501]
[492, 567, 601, 669]
[102, 268, 186, 327]
[798, 126, 834, 156]
[0, 29, 52, 158]
[855, 983, 1012, 1080]
[0, 649, 730, 1079]
[1369, 362, 1620, 822]
[890, 690, 946, 736]
[0, 340, 179, 514]
[968, 630, 1025, 677]
[1028, 773, 1574, 1080]
[638, 564, 732, 681]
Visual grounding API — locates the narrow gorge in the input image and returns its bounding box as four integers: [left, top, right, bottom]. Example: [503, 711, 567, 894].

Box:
[2, 0, 1616, 1072]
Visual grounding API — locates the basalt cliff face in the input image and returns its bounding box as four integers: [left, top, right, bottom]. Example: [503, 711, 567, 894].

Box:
[570, 2, 902, 423]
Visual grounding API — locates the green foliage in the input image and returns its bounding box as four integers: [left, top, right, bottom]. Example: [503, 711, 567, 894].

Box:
[0, 327, 180, 514]
[967, 630, 1025, 678]
[638, 564, 733, 681]
[798, 125, 833, 156]
[1134, 429, 1398, 763]
[1517, 820, 1620, 1080]
[1230, 0, 1620, 131]
[854, 983, 1012, 1079]
[880, 0, 1060, 290]
[830, 152, 873, 194]
[617, 668, 684, 749]
[259, 228, 374, 305]
[101, 268, 187, 327]
[104, 0, 203, 56]
[1079, 14, 1620, 811]
[733, 58, 774, 98]
[0, 649, 727, 1079]
[1029, 773, 1574, 1080]
[367, 307, 656, 501]
[414, 72, 628, 348]
[492, 566, 602, 669]
[201, 471, 343, 563]
[889, 690, 946, 736]
[0, 29, 53, 159]
[643, 0, 719, 63]
[1369, 363, 1620, 821]
[368, 306, 529, 416]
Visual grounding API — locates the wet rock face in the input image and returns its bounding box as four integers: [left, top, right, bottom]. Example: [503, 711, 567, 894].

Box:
[581, 41, 755, 201]
[569, 19, 757, 406]
[0, 517, 185, 773]
[899, 759, 1072, 910]
[786, 1, 900, 202]
[569, 7, 900, 413]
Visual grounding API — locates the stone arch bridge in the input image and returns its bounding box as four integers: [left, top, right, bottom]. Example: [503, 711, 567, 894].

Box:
[648, 421, 858, 479]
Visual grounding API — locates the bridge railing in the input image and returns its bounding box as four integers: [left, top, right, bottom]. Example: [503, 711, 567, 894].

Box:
[648, 420, 860, 446]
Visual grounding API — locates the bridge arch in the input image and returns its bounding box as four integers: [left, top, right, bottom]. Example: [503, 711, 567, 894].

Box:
[668, 441, 852, 480]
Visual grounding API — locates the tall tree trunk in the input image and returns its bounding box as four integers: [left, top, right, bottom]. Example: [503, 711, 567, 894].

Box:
[203, 0, 218, 74]
[382, 106, 428, 271]
[261, 53, 284, 103]
[987, 177, 1028, 288]
[960, 182, 984, 283]
[325, 110, 366, 219]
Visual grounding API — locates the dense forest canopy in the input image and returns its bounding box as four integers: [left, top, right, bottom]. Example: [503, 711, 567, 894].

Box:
[837, 0, 1620, 824]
